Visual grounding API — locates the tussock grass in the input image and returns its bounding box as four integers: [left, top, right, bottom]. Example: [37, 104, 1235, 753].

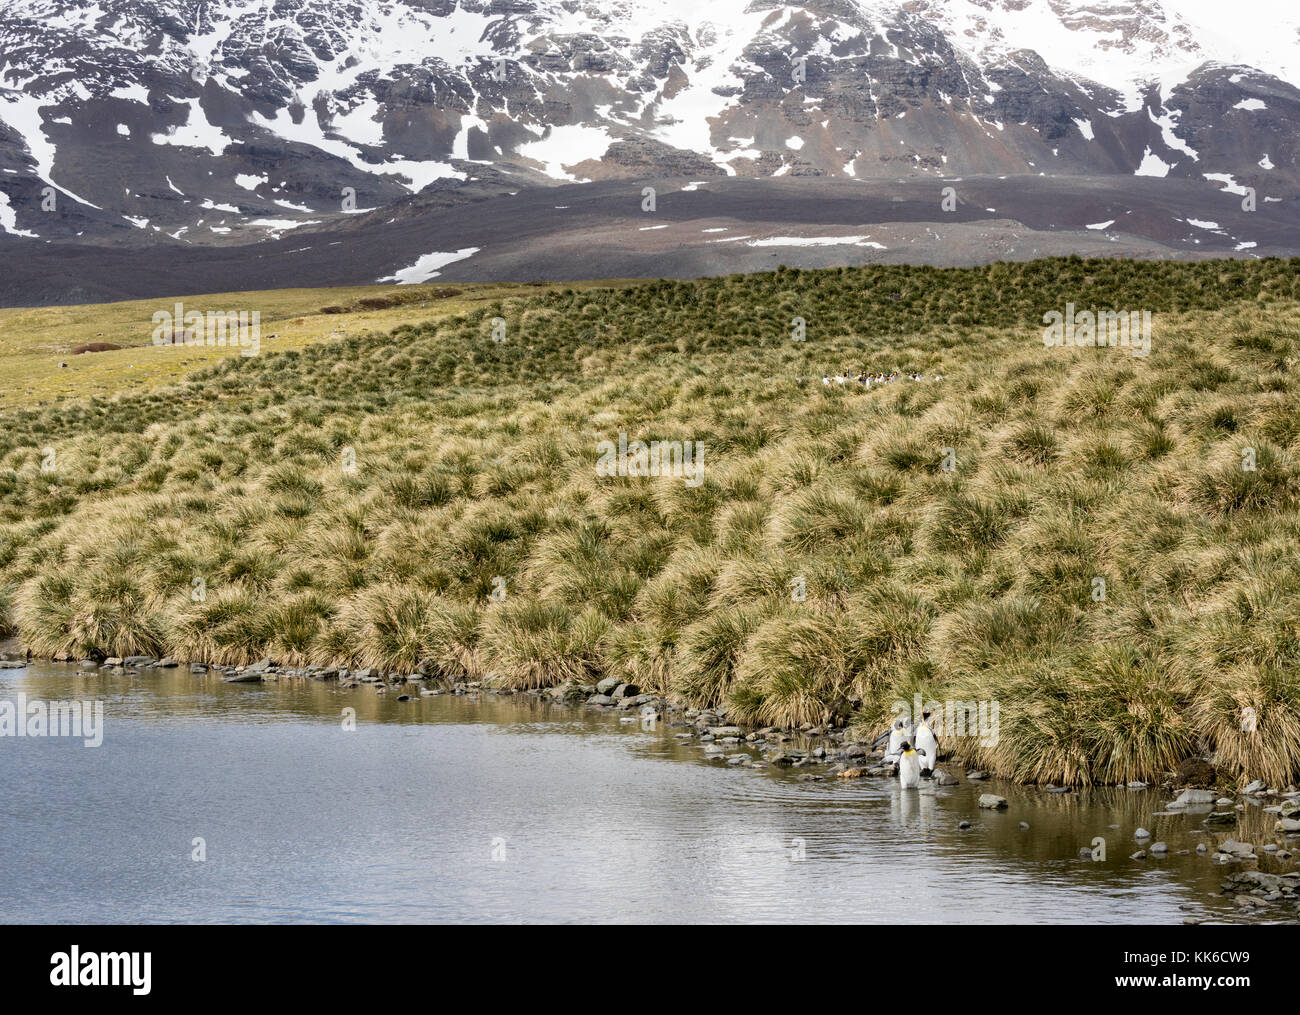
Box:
[4, 257, 1300, 784]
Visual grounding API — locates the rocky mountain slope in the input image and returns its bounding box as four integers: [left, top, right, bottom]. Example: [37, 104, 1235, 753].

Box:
[0, 0, 1296, 301]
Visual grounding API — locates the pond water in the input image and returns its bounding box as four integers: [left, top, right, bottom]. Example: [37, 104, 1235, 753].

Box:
[0, 661, 1291, 924]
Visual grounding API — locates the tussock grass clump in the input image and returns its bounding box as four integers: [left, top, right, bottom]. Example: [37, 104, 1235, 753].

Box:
[728, 610, 858, 728]
[480, 599, 607, 689]
[4, 257, 1300, 784]
[0, 585, 14, 639]
[17, 571, 165, 659]
[671, 606, 767, 707]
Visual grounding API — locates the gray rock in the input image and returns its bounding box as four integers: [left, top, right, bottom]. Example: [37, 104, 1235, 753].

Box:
[1196, 843, 1208, 854]
[189, 663, 208, 674]
[933, 769, 959, 786]
[1135, 828, 1151, 839]
[958, 821, 971, 830]
[1243, 779, 1266, 795]
[1149, 842, 1168, 854]
[1131, 850, 1147, 860]
[966, 770, 989, 780]
[612, 682, 640, 699]
[1170, 788, 1217, 807]
[595, 676, 621, 695]
[1276, 818, 1300, 833]
[707, 726, 744, 738]
[1205, 811, 1238, 825]
[1218, 840, 1256, 857]
[586, 694, 615, 706]
[978, 794, 1008, 809]
[1018, 821, 1030, 830]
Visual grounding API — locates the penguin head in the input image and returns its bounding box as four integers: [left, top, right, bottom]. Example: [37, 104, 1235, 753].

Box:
[901, 741, 913, 752]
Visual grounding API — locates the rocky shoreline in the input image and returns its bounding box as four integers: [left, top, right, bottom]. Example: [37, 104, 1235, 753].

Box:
[11, 648, 1300, 923]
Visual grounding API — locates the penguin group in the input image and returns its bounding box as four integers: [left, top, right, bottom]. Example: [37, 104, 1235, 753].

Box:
[821, 369, 945, 388]
[873, 713, 940, 789]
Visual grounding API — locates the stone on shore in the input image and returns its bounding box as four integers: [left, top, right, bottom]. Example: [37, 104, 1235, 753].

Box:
[1170, 788, 1217, 808]
[978, 794, 1007, 809]
[595, 676, 621, 695]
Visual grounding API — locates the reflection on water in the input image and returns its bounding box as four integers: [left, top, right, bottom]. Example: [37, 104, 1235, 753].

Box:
[0, 662, 1293, 924]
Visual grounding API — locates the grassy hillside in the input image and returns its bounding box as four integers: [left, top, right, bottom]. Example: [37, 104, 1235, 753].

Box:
[3, 256, 1300, 787]
[0, 278, 634, 410]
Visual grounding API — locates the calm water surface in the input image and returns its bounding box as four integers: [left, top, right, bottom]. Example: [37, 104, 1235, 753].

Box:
[0, 662, 1290, 924]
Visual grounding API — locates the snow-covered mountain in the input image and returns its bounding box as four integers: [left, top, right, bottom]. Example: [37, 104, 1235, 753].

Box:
[0, 0, 1295, 255]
